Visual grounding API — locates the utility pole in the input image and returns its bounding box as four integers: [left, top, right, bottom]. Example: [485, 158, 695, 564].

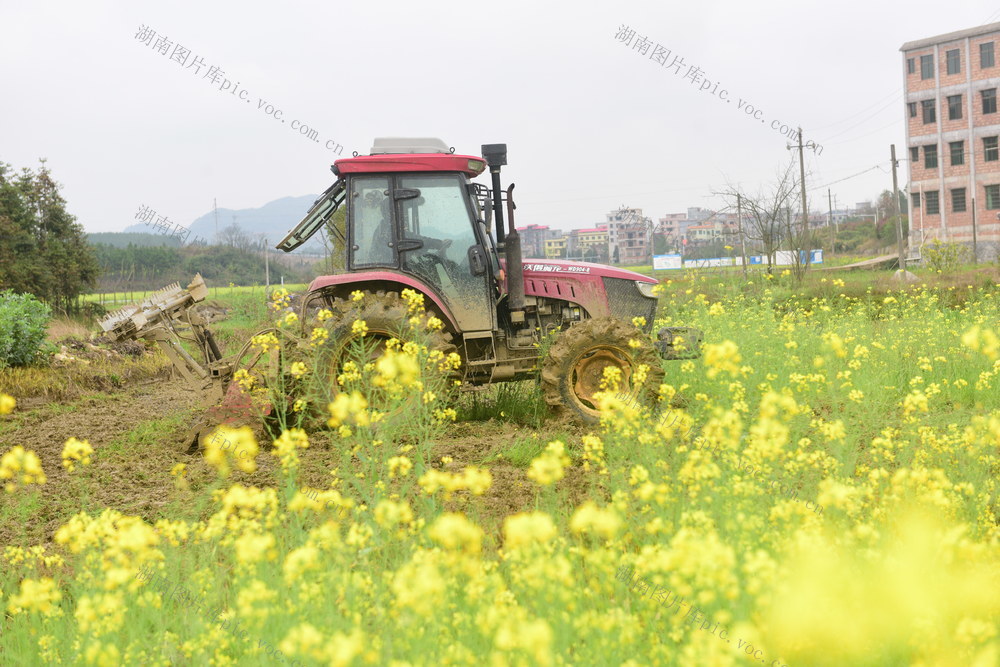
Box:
[214, 198, 219, 241]
[737, 193, 747, 279]
[890, 145, 905, 271]
[828, 189, 834, 256]
[797, 128, 810, 269]
[972, 198, 978, 264]
[263, 237, 270, 291]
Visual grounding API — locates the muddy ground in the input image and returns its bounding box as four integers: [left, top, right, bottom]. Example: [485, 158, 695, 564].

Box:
[0, 371, 595, 549]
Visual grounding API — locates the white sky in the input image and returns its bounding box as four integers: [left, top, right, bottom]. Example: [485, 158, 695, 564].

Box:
[1, 1, 997, 235]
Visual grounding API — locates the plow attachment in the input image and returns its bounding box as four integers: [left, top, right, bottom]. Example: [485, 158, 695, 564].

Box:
[99, 275, 271, 448]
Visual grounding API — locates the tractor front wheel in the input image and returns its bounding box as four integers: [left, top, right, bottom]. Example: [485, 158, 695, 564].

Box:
[541, 317, 663, 424]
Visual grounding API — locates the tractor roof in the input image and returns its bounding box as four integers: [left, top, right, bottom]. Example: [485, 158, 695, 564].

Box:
[333, 137, 486, 177]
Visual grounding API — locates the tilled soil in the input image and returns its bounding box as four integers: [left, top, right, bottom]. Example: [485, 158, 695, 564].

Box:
[0, 380, 203, 548]
[1, 380, 601, 550]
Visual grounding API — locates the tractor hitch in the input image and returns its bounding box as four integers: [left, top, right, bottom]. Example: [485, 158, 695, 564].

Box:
[655, 326, 703, 360]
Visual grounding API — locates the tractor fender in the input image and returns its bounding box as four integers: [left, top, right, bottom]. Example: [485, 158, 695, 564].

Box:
[306, 273, 460, 333]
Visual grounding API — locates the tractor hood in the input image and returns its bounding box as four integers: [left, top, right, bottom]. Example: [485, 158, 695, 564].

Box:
[513, 259, 655, 283]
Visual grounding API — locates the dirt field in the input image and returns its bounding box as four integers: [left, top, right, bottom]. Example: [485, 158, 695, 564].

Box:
[0, 355, 590, 548]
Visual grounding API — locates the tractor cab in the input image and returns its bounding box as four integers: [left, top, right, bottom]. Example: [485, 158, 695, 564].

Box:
[278, 138, 502, 334]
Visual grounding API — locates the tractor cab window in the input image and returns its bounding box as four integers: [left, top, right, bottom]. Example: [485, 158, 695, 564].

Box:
[350, 176, 394, 267]
[398, 174, 492, 329]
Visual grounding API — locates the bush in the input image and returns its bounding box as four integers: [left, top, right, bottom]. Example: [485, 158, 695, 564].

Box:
[923, 239, 970, 273]
[0, 291, 52, 368]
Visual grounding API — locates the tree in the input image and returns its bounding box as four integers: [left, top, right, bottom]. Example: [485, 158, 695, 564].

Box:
[0, 160, 98, 313]
[218, 223, 255, 253]
[722, 162, 798, 273]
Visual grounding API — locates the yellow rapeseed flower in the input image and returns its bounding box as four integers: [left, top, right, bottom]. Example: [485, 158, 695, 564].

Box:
[0, 393, 15, 415]
[61, 437, 94, 472]
[569, 501, 622, 539]
[250, 332, 280, 354]
[272, 428, 309, 472]
[504, 511, 557, 550]
[327, 391, 370, 428]
[0, 445, 46, 493]
[204, 426, 259, 477]
[527, 441, 570, 486]
[428, 512, 483, 553]
[7, 577, 61, 616]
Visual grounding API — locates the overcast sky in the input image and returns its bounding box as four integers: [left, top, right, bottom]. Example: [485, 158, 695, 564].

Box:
[1, 1, 997, 237]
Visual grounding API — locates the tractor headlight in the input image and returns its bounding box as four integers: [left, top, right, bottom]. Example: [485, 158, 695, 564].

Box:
[636, 281, 657, 298]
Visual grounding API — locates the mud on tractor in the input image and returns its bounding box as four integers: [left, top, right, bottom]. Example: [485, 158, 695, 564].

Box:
[100, 138, 702, 440]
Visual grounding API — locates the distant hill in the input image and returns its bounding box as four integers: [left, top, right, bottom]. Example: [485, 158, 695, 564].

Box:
[123, 195, 326, 253]
[87, 232, 182, 248]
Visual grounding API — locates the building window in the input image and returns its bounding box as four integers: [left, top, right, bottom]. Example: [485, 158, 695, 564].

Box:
[946, 49, 960, 74]
[912, 193, 921, 209]
[983, 42, 996, 68]
[921, 99, 936, 124]
[984, 89, 998, 114]
[924, 144, 938, 169]
[920, 54, 934, 79]
[951, 188, 967, 213]
[925, 191, 940, 215]
[950, 141, 964, 165]
[987, 184, 1000, 209]
[985, 136, 999, 162]
[910, 146, 919, 163]
[907, 102, 917, 118]
[947, 95, 962, 120]
[907, 57, 915, 74]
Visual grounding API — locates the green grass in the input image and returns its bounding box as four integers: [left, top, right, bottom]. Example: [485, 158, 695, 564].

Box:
[84, 283, 309, 307]
[456, 381, 546, 427]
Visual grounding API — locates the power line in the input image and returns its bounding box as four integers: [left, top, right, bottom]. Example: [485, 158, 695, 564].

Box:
[821, 117, 904, 146]
[808, 163, 887, 192]
[816, 92, 904, 143]
[808, 87, 904, 131]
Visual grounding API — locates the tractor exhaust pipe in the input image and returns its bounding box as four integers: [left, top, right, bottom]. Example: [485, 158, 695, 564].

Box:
[481, 144, 507, 246]
[504, 183, 526, 325]
[479, 144, 524, 324]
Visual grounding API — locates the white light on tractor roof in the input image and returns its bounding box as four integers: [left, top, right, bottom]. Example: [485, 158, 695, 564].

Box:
[369, 137, 452, 155]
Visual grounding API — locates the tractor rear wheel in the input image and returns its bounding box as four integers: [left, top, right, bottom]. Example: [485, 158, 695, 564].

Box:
[541, 317, 663, 424]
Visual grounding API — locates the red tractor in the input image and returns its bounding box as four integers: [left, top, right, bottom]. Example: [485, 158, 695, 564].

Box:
[277, 138, 701, 422]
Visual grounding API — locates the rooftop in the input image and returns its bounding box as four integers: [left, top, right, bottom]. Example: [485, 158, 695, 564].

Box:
[900, 22, 1000, 52]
